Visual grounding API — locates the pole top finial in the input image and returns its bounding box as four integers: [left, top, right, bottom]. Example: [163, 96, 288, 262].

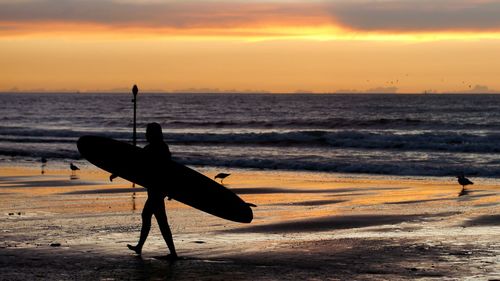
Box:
[132, 84, 138, 96]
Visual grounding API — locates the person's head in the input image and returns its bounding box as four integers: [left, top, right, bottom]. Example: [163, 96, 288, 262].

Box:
[146, 122, 163, 143]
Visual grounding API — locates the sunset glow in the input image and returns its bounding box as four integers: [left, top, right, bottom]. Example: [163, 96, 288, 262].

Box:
[1, 0, 500, 93]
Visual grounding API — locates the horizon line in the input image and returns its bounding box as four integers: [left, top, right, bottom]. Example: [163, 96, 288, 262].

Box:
[1, 91, 499, 95]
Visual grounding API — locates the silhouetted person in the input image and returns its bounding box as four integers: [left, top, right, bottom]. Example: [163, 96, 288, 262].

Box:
[127, 122, 178, 259]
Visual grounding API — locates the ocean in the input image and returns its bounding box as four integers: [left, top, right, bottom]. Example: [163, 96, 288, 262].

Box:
[1, 93, 499, 178]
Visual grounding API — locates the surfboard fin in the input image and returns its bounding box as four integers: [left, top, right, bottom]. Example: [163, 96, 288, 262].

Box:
[246, 202, 257, 207]
[109, 174, 118, 182]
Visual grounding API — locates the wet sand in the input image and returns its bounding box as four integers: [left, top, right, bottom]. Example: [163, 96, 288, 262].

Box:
[0, 166, 499, 280]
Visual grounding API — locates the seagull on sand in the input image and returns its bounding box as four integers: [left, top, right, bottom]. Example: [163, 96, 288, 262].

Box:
[41, 157, 47, 174]
[457, 174, 473, 191]
[70, 163, 80, 175]
[214, 173, 230, 184]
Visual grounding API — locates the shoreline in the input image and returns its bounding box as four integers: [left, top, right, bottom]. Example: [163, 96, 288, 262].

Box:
[2, 158, 500, 184]
[0, 165, 498, 280]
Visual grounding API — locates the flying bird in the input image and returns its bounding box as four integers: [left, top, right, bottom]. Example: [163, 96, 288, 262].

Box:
[214, 173, 230, 184]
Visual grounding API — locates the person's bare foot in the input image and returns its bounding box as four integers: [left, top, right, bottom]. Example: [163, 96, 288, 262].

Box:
[127, 244, 142, 255]
[166, 253, 179, 261]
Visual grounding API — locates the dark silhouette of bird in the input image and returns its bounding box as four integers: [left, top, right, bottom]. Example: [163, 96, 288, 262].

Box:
[214, 173, 230, 184]
[457, 174, 473, 192]
[41, 157, 47, 174]
[70, 163, 80, 175]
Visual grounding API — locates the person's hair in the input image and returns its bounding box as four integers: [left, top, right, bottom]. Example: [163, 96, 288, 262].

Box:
[146, 122, 163, 142]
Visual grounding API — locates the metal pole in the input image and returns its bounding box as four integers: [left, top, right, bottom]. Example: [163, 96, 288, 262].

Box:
[132, 84, 138, 146]
[131, 84, 138, 191]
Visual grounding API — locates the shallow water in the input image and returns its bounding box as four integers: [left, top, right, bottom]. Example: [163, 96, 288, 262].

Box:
[1, 93, 500, 177]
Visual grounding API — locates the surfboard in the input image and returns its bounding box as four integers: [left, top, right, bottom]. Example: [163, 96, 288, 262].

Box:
[77, 136, 253, 223]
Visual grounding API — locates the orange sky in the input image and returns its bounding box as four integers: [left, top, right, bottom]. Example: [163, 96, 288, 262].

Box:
[1, 0, 500, 93]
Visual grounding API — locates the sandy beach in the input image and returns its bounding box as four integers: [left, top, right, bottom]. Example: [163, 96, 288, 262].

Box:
[0, 166, 498, 280]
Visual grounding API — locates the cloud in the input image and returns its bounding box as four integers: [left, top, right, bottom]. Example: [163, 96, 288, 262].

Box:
[366, 86, 398, 94]
[1, 0, 500, 35]
[334, 89, 360, 94]
[171, 88, 269, 94]
[0, 0, 326, 29]
[455, 84, 499, 93]
[328, 0, 500, 32]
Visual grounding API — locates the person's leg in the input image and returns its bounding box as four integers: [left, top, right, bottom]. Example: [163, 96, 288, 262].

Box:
[127, 198, 153, 255]
[152, 199, 177, 258]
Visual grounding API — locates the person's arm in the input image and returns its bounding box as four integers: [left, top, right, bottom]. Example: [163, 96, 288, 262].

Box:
[164, 143, 172, 160]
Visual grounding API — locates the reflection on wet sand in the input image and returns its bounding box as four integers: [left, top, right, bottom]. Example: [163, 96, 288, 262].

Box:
[0, 167, 498, 280]
[0, 178, 98, 188]
[131, 185, 137, 212]
[231, 186, 406, 195]
[384, 198, 452, 205]
[270, 199, 347, 206]
[462, 214, 500, 227]
[223, 212, 460, 234]
[63, 187, 147, 195]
